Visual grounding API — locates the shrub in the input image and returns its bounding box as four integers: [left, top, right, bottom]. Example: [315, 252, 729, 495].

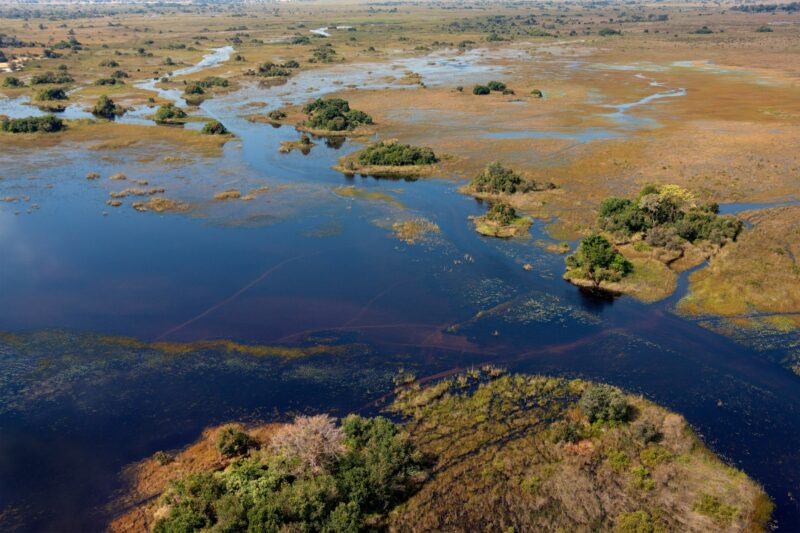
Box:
[269, 414, 344, 474]
[92, 95, 125, 119]
[268, 109, 286, 120]
[95, 77, 123, 86]
[487, 80, 506, 91]
[578, 384, 631, 423]
[471, 162, 529, 194]
[99, 59, 119, 67]
[615, 510, 655, 533]
[357, 141, 437, 166]
[485, 202, 518, 225]
[694, 493, 738, 524]
[111, 70, 129, 79]
[2, 76, 24, 88]
[599, 28, 622, 36]
[472, 84, 490, 95]
[550, 421, 581, 444]
[755, 25, 773, 32]
[531, 89, 543, 98]
[1, 115, 64, 133]
[566, 235, 633, 286]
[216, 426, 256, 458]
[201, 120, 228, 135]
[153, 451, 175, 465]
[633, 421, 661, 444]
[693, 26, 714, 34]
[30, 71, 73, 84]
[34, 87, 67, 101]
[256, 62, 290, 77]
[302, 98, 372, 131]
[598, 197, 651, 235]
[154, 103, 187, 124]
[291, 35, 311, 45]
[310, 44, 337, 63]
[154, 415, 426, 533]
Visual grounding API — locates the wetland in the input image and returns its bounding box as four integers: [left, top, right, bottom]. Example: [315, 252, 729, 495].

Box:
[1, 1, 800, 531]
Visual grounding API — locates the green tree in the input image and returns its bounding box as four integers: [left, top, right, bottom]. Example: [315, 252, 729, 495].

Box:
[566, 234, 632, 287]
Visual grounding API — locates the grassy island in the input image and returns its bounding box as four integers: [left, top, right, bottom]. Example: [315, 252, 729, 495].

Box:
[335, 140, 439, 177]
[110, 370, 772, 533]
[298, 98, 373, 136]
[472, 202, 532, 238]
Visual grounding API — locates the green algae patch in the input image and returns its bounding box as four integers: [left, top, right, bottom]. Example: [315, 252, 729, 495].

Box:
[334, 185, 403, 208]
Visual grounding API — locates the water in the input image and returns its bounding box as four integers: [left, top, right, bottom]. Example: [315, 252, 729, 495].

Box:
[2, 49, 800, 531]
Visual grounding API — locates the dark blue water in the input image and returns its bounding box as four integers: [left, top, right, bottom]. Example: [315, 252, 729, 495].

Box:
[1, 54, 799, 531]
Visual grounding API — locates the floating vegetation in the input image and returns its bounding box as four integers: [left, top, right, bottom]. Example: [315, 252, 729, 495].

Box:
[213, 189, 242, 200]
[334, 185, 403, 208]
[392, 217, 440, 244]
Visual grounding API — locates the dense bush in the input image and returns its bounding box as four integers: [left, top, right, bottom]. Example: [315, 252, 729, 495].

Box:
[2, 76, 24, 87]
[598, 185, 742, 245]
[256, 62, 291, 77]
[486, 80, 506, 91]
[485, 202, 518, 225]
[531, 89, 543, 98]
[599, 28, 622, 36]
[34, 87, 67, 100]
[201, 120, 229, 135]
[1, 115, 64, 133]
[268, 109, 286, 120]
[302, 98, 373, 131]
[358, 141, 437, 166]
[472, 84, 490, 95]
[91, 95, 125, 119]
[470, 162, 554, 194]
[310, 44, 337, 63]
[216, 427, 256, 458]
[153, 415, 426, 532]
[566, 234, 633, 286]
[95, 77, 123, 86]
[30, 71, 73, 84]
[579, 384, 632, 423]
[154, 103, 187, 124]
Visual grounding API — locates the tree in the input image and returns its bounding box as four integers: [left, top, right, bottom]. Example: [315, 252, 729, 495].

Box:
[91, 95, 125, 119]
[154, 103, 187, 124]
[579, 384, 631, 423]
[201, 120, 228, 135]
[566, 234, 632, 287]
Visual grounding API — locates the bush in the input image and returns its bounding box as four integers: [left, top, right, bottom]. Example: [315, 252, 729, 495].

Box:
[92, 95, 125, 119]
[310, 44, 337, 63]
[35, 87, 67, 101]
[1, 115, 64, 133]
[111, 70, 129, 79]
[357, 141, 437, 166]
[95, 77, 123, 86]
[302, 98, 372, 131]
[487, 80, 507, 91]
[615, 510, 655, 533]
[578, 384, 631, 423]
[755, 25, 773, 32]
[471, 162, 529, 194]
[485, 202, 518, 225]
[30, 71, 73, 84]
[599, 28, 622, 36]
[2, 76, 24, 88]
[99, 59, 119, 67]
[154, 103, 187, 124]
[216, 426, 256, 458]
[550, 421, 582, 444]
[154, 415, 426, 533]
[201, 120, 228, 135]
[256, 62, 290, 77]
[268, 109, 286, 120]
[531, 89, 543, 98]
[472, 84, 490, 95]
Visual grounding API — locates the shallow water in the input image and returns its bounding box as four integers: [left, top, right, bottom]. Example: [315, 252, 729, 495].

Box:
[1, 48, 800, 531]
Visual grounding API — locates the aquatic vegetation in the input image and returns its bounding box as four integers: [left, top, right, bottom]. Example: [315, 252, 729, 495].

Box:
[391, 218, 440, 244]
[334, 186, 401, 207]
[1, 115, 64, 133]
[213, 189, 242, 201]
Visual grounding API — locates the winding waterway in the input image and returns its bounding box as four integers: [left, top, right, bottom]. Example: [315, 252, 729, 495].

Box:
[1, 48, 799, 531]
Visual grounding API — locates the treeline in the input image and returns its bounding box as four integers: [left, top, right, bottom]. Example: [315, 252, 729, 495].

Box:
[732, 2, 800, 12]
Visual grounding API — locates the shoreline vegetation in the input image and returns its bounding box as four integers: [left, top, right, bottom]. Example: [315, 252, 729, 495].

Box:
[110, 370, 772, 533]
